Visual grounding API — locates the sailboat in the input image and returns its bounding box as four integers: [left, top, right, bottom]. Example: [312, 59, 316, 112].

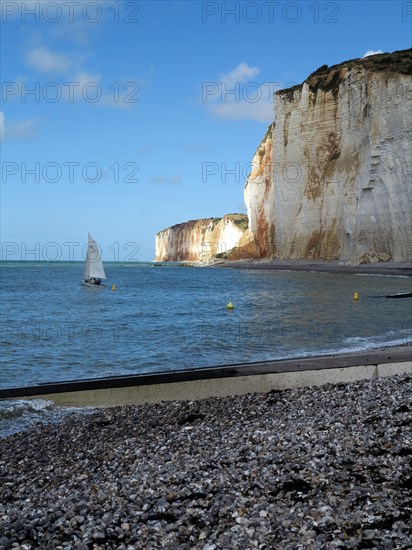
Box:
[82, 233, 107, 287]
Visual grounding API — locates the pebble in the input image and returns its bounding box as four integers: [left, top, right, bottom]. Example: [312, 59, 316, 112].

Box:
[0, 374, 411, 549]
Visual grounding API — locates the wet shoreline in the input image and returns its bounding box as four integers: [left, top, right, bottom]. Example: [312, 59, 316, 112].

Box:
[212, 259, 412, 277]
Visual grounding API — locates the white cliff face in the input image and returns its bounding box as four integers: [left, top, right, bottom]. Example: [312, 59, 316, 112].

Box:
[244, 125, 275, 257]
[155, 215, 248, 262]
[244, 50, 412, 262]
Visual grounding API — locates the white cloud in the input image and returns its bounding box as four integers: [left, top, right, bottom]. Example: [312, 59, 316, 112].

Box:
[0, 112, 5, 141]
[22, 37, 141, 108]
[150, 175, 182, 184]
[8, 118, 39, 140]
[26, 47, 72, 73]
[0, 111, 39, 141]
[210, 101, 273, 123]
[73, 71, 101, 88]
[71, 72, 138, 109]
[219, 62, 260, 87]
[203, 63, 276, 123]
[363, 50, 384, 58]
[8, 70, 139, 109]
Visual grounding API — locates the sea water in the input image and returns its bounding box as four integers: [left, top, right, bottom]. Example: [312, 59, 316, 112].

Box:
[1, 262, 411, 435]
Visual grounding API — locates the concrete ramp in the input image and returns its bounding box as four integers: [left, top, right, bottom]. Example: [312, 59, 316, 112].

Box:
[1, 347, 410, 407]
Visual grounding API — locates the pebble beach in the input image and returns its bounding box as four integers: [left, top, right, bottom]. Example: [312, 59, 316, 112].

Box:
[1, 373, 411, 550]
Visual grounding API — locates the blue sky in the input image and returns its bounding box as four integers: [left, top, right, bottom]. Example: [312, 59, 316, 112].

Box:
[1, 0, 411, 261]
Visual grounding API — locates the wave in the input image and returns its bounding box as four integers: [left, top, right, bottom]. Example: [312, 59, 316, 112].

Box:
[324, 331, 412, 356]
[0, 399, 98, 438]
[354, 273, 411, 278]
[258, 331, 411, 364]
[0, 398, 55, 420]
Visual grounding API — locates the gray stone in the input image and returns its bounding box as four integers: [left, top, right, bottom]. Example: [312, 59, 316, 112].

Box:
[0, 373, 411, 549]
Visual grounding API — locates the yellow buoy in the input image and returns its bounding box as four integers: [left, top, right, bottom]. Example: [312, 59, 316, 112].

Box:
[353, 291, 359, 300]
[227, 302, 234, 310]
[112, 284, 117, 291]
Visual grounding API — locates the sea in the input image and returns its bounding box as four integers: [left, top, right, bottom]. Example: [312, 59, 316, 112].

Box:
[1, 261, 411, 437]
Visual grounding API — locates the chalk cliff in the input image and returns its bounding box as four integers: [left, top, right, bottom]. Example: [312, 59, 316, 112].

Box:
[245, 48, 412, 262]
[155, 214, 248, 262]
[156, 49, 411, 263]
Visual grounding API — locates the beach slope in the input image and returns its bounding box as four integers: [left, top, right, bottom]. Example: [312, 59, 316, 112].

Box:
[0, 374, 411, 549]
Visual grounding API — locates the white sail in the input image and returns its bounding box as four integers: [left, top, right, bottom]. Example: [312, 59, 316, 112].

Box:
[84, 233, 106, 280]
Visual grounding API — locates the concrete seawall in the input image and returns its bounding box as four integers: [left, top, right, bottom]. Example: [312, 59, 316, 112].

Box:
[1, 347, 410, 407]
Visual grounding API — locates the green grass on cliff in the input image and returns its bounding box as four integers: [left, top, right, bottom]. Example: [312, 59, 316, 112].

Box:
[225, 214, 249, 230]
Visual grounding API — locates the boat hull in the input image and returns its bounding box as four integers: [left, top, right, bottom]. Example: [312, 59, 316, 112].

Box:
[82, 281, 107, 288]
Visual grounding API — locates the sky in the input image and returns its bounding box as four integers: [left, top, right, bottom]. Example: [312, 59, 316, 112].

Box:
[1, 0, 411, 261]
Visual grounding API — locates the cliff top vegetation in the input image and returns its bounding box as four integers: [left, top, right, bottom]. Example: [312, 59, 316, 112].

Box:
[278, 48, 412, 100]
